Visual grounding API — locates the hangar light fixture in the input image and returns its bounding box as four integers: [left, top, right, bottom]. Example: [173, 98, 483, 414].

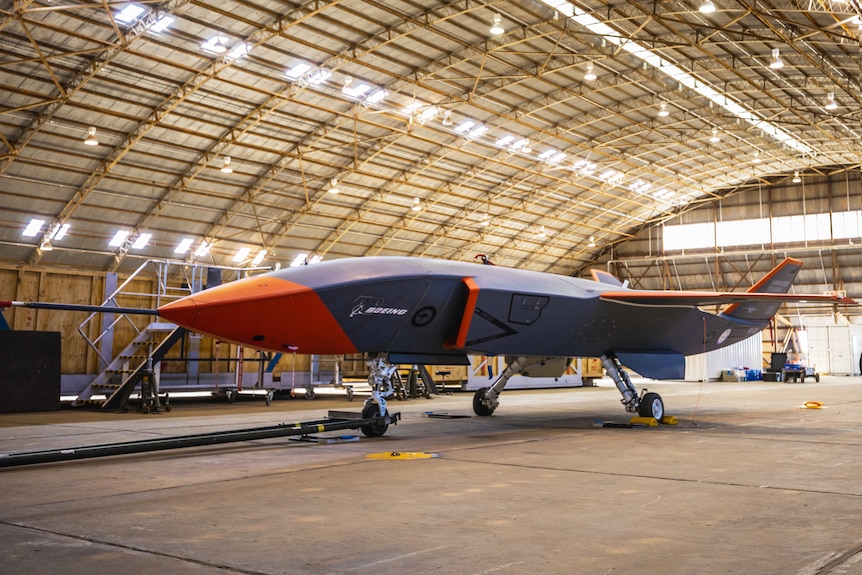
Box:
[343, 78, 371, 99]
[220, 156, 233, 173]
[709, 127, 720, 143]
[480, 213, 490, 227]
[116, 5, 145, 23]
[203, 34, 228, 54]
[149, 15, 174, 34]
[536, 225, 547, 239]
[583, 62, 597, 81]
[286, 62, 312, 80]
[45, 222, 69, 242]
[251, 249, 267, 266]
[753, 151, 762, 163]
[193, 241, 210, 258]
[412, 197, 424, 211]
[509, 138, 531, 153]
[175, 238, 194, 254]
[233, 247, 251, 262]
[109, 230, 129, 247]
[657, 102, 669, 117]
[769, 48, 784, 70]
[490, 14, 504, 35]
[365, 89, 388, 104]
[495, 135, 515, 147]
[538, 0, 811, 154]
[441, 110, 453, 126]
[792, 171, 801, 183]
[23, 219, 44, 237]
[587, 236, 596, 247]
[455, 120, 475, 133]
[327, 178, 340, 194]
[825, 92, 838, 111]
[84, 126, 99, 146]
[699, 0, 716, 14]
[131, 233, 151, 250]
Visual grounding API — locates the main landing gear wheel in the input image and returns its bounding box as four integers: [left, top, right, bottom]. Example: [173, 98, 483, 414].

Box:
[360, 401, 389, 437]
[638, 392, 664, 421]
[473, 387, 496, 416]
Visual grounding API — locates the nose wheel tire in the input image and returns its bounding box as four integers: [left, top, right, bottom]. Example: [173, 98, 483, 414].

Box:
[472, 387, 496, 416]
[638, 392, 664, 421]
[360, 401, 389, 437]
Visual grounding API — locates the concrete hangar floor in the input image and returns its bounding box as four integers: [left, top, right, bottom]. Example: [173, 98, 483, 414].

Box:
[0, 378, 860, 575]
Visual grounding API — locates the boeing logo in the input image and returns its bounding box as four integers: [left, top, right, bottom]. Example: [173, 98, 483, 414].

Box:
[350, 297, 408, 318]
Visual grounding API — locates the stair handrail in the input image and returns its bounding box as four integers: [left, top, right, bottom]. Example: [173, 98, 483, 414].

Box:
[78, 259, 271, 368]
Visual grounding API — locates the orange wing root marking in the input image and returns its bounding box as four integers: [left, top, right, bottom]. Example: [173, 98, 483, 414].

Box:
[447, 277, 480, 350]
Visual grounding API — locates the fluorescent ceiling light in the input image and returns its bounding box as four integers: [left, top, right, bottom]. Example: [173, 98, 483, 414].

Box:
[131, 233, 151, 250]
[539, 0, 811, 154]
[455, 120, 475, 133]
[193, 241, 210, 258]
[23, 219, 44, 237]
[495, 135, 515, 147]
[510, 138, 530, 152]
[233, 247, 251, 262]
[49, 223, 70, 241]
[109, 230, 129, 247]
[251, 249, 267, 266]
[116, 5, 145, 23]
[149, 16, 174, 34]
[365, 90, 387, 104]
[343, 82, 371, 98]
[286, 62, 312, 80]
[538, 149, 557, 160]
[467, 125, 488, 138]
[573, 159, 596, 174]
[226, 43, 250, 60]
[290, 253, 308, 268]
[175, 238, 194, 254]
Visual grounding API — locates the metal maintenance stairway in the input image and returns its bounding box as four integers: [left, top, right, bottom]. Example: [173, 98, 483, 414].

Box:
[74, 322, 186, 410]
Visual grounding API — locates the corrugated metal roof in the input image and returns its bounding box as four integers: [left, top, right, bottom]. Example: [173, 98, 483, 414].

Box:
[0, 0, 859, 277]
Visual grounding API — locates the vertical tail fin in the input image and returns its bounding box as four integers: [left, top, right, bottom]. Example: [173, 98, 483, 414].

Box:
[720, 257, 803, 321]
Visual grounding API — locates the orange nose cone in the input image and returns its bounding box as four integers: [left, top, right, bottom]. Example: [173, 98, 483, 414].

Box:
[157, 276, 356, 355]
[158, 296, 199, 327]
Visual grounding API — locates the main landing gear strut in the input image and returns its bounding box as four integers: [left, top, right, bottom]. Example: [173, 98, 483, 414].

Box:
[472, 354, 665, 422]
[472, 356, 529, 416]
[361, 354, 398, 437]
[600, 353, 664, 420]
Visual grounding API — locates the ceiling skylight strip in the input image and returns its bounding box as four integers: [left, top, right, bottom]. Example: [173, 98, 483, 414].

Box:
[538, 0, 812, 154]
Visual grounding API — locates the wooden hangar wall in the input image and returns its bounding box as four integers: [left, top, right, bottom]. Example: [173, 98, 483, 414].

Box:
[0, 264, 311, 384]
[593, 167, 862, 367]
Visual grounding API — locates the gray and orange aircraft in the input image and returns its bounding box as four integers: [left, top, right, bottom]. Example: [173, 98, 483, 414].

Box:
[156, 255, 853, 436]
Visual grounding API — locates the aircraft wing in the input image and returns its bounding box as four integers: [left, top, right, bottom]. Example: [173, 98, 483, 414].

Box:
[600, 291, 855, 307]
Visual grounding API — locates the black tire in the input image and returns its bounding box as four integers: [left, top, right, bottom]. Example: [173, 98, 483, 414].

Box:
[638, 392, 664, 420]
[360, 401, 389, 437]
[473, 387, 496, 416]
